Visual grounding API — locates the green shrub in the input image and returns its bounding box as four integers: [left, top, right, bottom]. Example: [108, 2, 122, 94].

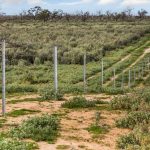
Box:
[86, 124, 109, 135]
[23, 71, 35, 83]
[61, 96, 104, 109]
[9, 115, 60, 142]
[110, 95, 140, 111]
[117, 125, 150, 149]
[0, 138, 38, 150]
[7, 109, 40, 117]
[0, 119, 7, 128]
[39, 88, 63, 100]
[117, 133, 140, 149]
[6, 84, 37, 93]
[116, 111, 150, 129]
[111, 88, 150, 111]
[88, 85, 127, 95]
[17, 59, 28, 66]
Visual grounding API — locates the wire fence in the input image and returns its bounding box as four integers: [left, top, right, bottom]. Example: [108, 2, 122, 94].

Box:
[1, 41, 150, 115]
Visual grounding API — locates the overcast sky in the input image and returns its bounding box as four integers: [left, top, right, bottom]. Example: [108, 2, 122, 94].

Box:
[0, 0, 150, 15]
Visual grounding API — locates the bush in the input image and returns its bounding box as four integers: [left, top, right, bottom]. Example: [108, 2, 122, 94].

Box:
[111, 88, 150, 111]
[39, 88, 63, 100]
[117, 125, 150, 149]
[0, 138, 37, 150]
[9, 115, 60, 142]
[110, 95, 140, 111]
[17, 59, 29, 66]
[116, 111, 150, 129]
[88, 85, 127, 95]
[23, 71, 35, 83]
[0, 138, 38, 150]
[61, 96, 103, 109]
[6, 84, 37, 93]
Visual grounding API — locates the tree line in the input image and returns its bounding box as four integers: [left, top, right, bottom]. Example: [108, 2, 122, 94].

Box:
[0, 7, 149, 22]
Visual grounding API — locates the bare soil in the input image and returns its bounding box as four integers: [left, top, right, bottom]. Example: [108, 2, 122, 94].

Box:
[0, 93, 130, 150]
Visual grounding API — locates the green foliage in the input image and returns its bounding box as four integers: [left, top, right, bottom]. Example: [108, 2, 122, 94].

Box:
[39, 87, 63, 100]
[116, 111, 150, 129]
[0, 119, 7, 128]
[111, 88, 150, 111]
[17, 59, 28, 67]
[87, 124, 109, 135]
[117, 125, 150, 149]
[88, 84, 128, 95]
[114, 88, 150, 149]
[6, 84, 37, 93]
[23, 71, 35, 83]
[0, 138, 38, 150]
[110, 95, 140, 111]
[9, 115, 60, 143]
[7, 109, 40, 117]
[8, 97, 42, 104]
[61, 96, 105, 109]
[1, 21, 150, 65]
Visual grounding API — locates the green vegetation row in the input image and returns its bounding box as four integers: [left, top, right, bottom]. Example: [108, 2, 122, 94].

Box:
[1, 20, 150, 65]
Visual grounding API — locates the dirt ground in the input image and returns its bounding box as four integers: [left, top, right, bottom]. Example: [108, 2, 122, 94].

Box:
[0, 93, 130, 150]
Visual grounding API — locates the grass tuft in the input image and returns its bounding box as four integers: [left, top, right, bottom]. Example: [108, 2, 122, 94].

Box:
[7, 109, 40, 117]
[9, 114, 60, 143]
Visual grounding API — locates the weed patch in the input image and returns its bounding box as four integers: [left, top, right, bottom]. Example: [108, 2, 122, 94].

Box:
[9, 114, 60, 143]
[7, 109, 40, 117]
[61, 96, 106, 109]
[0, 138, 38, 150]
[86, 124, 109, 135]
[116, 111, 150, 129]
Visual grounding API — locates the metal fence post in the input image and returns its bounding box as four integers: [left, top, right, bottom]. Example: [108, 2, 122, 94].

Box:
[83, 53, 86, 93]
[138, 66, 141, 78]
[113, 68, 116, 88]
[2, 40, 6, 116]
[54, 46, 58, 94]
[148, 57, 150, 71]
[128, 69, 131, 88]
[121, 73, 124, 89]
[134, 68, 136, 85]
[101, 59, 104, 87]
[141, 64, 144, 78]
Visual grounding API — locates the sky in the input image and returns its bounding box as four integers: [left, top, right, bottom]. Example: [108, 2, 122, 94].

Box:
[0, 0, 150, 15]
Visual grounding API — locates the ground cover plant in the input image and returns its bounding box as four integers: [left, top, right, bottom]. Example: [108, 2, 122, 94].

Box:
[117, 125, 150, 150]
[9, 114, 60, 143]
[110, 88, 150, 149]
[0, 137, 38, 150]
[7, 97, 42, 104]
[86, 124, 109, 135]
[0, 119, 7, 128]
[61, 96, 107, 109]
[39, 88, 63, 100]
[7, 109, 40, 117]
[1, 21, 150, 65]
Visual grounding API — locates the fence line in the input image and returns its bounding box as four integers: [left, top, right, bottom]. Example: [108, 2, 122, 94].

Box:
[1, 43, 150, 116]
